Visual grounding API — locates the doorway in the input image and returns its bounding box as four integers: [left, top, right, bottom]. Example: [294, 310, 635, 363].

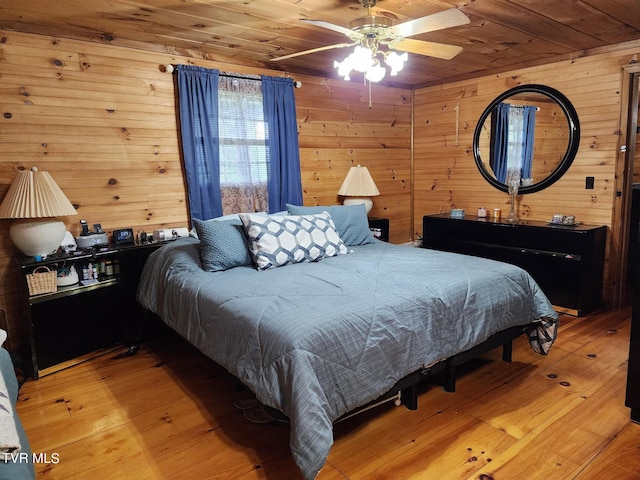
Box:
[612, 64, 640, 309]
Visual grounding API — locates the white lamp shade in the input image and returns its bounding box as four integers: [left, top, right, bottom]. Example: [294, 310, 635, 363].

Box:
[338, 165, 380, 197]
[0, 167, 77, 219]
[338, 165, 380, 214]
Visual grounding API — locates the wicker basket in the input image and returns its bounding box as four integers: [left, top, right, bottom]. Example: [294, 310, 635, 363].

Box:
[26, 266, 57, 296]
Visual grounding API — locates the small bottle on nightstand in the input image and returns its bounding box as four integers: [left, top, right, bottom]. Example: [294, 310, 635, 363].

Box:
[105, 260, 114, 278]
[98, 260, 106, 281]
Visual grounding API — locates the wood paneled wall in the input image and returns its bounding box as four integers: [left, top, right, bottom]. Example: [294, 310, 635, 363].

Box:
[0, 31, 412, 351]
[414, 44, 640, 308]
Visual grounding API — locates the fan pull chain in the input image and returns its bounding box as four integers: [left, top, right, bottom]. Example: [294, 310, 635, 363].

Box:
[368, 80, 373, 109]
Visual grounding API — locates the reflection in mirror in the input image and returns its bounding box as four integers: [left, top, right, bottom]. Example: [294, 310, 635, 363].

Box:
[473, 84, 580, 194]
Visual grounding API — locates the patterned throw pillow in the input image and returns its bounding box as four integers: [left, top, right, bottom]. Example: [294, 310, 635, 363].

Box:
[238, 212, 348, 270]
[192, 217, 253, 272]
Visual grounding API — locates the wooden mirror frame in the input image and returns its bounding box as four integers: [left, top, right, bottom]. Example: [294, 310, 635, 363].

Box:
[472, 84, 580, 194]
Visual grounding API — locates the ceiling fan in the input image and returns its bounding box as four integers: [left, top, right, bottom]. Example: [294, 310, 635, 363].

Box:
[271, 0, 469, 81]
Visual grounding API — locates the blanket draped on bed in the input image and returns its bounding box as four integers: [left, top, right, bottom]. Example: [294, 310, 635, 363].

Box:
[137, 239, 558, 479]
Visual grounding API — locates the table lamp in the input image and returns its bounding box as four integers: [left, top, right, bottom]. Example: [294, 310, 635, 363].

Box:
[337, 164, 380, 214]
[0, 167, 77, 258]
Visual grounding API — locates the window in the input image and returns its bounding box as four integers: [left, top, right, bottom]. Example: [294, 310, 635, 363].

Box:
[490, 102, 536, 183]
[217, 76, 269, 213]
[218, 77, 268, 186]
[506, 105, 525, 173]
[177, 65, 302, 220]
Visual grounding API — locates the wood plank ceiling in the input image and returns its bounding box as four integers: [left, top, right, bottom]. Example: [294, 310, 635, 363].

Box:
[1, 0, 640, 88]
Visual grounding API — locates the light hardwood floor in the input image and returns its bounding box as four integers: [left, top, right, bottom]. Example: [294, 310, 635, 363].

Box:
[16, 308, 640, 479]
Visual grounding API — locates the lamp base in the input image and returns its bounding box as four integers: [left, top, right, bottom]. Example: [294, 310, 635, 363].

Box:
[343, 197, 373, 214]
[10, 218, 67, 258]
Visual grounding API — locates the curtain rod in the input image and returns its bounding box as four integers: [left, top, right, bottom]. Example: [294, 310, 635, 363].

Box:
[162, 64, 302, 88]
[507, 103, 541, 111]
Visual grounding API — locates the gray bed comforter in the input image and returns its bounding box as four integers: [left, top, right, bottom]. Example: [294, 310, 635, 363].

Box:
[137, 238, 558, 479]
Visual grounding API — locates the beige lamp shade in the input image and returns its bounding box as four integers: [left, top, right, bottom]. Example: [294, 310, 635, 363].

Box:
[0, 167, 77, 257]
[338, 165, 380, 213]
[0, 167, 77, 219]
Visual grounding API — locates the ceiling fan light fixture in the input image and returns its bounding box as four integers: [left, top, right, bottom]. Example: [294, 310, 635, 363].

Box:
[334, 45, 376, 80]
[350, 46, 375, 72]
[334, 59, 352, 80]
[333, 42, 407, 83]
[385, 51, 408, 75]
[364, 61, 386, 82]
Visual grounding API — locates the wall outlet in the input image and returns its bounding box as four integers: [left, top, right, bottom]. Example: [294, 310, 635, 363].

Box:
[586, 176, 595, 189]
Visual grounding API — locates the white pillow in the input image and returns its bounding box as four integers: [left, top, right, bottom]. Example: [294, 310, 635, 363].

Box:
[239, 212, 348, 270]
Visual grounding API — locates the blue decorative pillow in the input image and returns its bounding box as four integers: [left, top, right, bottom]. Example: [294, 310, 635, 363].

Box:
[239, 212, 348, 270]
[192, 217, 253, 272]
[286, 203, 374, 246]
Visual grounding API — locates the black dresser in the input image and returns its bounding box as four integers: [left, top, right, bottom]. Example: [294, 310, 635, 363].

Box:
[422, 214, 607, 316]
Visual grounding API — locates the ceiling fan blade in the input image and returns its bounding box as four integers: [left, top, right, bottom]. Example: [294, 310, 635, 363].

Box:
[300, 19, 355, 37]
[390, 8, 470, 38]
[271, 43, 355, 61]
[394, 39, 463, 60]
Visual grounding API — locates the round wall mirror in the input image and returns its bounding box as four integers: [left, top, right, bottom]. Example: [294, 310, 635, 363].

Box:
[472, 84, 580, 194]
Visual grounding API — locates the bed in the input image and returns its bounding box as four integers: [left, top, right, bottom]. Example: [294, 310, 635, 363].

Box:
[136, 206, 558, 480]
[0, 331, 35, 480]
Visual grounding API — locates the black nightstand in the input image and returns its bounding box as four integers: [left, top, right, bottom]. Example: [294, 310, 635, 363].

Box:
[18, 242, 163, 378]
[368, 217, 389, 242]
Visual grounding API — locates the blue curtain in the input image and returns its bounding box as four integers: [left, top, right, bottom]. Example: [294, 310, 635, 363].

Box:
[261, 75, 303, 212]
[490, 103, 510, 183]
[521, 106, 537, 179]
[176, 65, 222, 220]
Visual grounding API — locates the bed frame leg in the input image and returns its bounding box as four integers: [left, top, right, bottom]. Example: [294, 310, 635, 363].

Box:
[444, 362, 456, 392]
[502, 341, 513, 362]
[401, 385, 418, 410]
